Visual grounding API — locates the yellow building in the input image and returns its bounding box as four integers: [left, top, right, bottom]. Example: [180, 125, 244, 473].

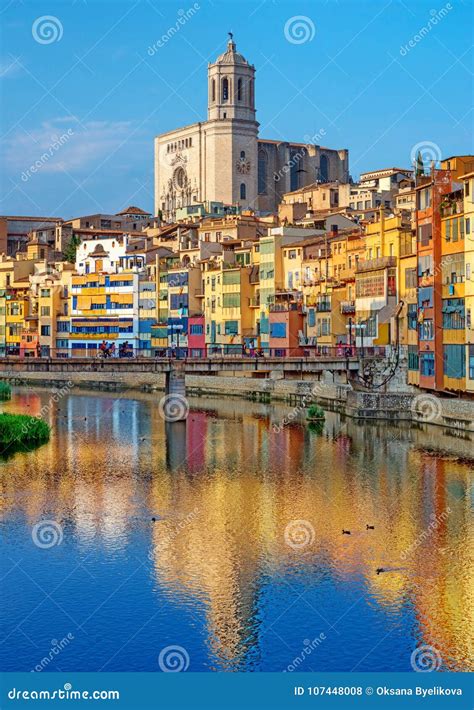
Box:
[461, 171, 474, 392]
[203, 260, 253, 353]
[440, 188, 466, 392]
[355, 212, 411, 349]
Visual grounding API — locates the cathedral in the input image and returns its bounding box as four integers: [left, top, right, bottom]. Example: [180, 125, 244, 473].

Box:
[154, 35, 349, 221]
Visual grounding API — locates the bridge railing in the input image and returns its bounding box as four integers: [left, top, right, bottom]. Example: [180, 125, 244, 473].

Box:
[0, 345, 387, 361]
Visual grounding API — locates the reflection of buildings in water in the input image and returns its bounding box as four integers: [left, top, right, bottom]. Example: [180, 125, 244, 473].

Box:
[1, 388, 472, 671]
[148, 415, 473, 671]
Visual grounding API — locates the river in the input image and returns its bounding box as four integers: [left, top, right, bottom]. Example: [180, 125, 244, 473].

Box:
[0, 387, 472, 673]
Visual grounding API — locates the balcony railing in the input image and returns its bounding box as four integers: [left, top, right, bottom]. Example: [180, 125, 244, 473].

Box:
[315, 300, 331, 312]
[269, 302, 301, 313]
[340, 300, 356, 314]
[249, 297, 260, 307]
[356, 256, 397, 273]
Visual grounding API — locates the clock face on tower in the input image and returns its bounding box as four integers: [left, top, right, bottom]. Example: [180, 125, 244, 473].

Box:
[236, 156, 251, 174]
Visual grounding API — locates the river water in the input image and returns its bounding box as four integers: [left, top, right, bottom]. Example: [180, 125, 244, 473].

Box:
[0, 387, 472, 673]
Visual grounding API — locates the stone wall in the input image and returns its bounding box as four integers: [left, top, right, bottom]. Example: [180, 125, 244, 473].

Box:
[2, 369, 473, 432]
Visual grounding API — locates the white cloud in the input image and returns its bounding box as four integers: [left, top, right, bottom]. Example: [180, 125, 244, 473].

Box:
[4, 117, 141, 178]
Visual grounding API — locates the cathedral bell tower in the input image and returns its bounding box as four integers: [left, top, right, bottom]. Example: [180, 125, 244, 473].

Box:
[208, 34, 256, 122]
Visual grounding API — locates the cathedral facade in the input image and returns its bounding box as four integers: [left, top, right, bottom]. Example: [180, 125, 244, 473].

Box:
[154, 37, 349, 221]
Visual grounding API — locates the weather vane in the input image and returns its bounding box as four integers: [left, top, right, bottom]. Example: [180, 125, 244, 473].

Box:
[228, 31, 233, 40]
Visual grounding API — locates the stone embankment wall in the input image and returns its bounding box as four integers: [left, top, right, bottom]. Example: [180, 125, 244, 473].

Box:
[2, 369, 473, 433]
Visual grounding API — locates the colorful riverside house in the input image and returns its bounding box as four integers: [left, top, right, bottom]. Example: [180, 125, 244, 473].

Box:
[398, 227, 418, 385]
[167, 262, 201, 357]
[70, 237, 142, 357]
[188, 315, 206, 356]
[138, 278, 157, 357]
[354, 211, 410, 353]
[461, 170, 474, 393]
[5, 278, 30, 355]
[440, 187, 466, 392]
[414, 157, 474, 392]
[203, 260, 253, 354]
[259, 227, 316, 351]
[29, 262, 74, 357]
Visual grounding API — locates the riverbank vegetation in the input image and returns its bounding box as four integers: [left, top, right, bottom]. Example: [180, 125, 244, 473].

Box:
[0, 382, 11, 400]
[0, 413, 50, 459]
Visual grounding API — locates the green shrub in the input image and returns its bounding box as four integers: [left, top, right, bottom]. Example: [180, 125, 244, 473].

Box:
[0, 413, 50, 457]
[307, 404, 325, 420]
[0, 382, 11, 401]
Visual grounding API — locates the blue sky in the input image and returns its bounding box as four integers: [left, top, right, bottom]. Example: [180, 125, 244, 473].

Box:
[0, 0, 472, 218]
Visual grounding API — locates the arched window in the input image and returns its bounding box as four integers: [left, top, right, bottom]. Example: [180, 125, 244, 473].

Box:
[240, 183, 246, 200]
[222, 77, 229, 101]
[237, 78, 243, 101]
[211, 79, 215, 102]
[258, 149, 267, 194]
[320, 155, 329, 183]
[240, 150, 246, 159]
[249, 79, 254, 106]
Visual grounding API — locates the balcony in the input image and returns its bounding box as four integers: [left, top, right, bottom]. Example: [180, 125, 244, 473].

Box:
[249, 297, 260, 308]
[269, 302, 301, 313]
[315, 300, 331, 312]
[340, 300, 356, 314]
[356, 256, 397, 273]
[440, 199, 463, 218]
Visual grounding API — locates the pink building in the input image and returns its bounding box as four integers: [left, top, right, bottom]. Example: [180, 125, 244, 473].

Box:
[188, 315, 206, 357]
[268, 305, 304, 357]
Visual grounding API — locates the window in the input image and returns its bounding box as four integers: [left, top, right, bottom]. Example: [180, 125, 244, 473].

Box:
[407, 304, 418, 329]
[211, 80, 215, 101]
[40, 306, 50, 316]
[40, 325, 51, 336]
[223, 293, 240, 308]
[419, 319, 434, 340]
[443, 344, 465, 379]
[288, 250, 296, 260]
[40, 289, 50, 297]
[420, 352, 435, 377]
[222, 77, 229, 101]
[270, 322, 287, 338]
[418, 224, 432, 245]
[237, 78, 242, 101]
[408, 345, 419, 370]
[405, 268, 417, 289]
[320, 155, 329, 182]
[240, 183, 246, 200]
[225, 320, 238, 335]
[240, 150, 245, 159]
[190, 324, 203, 335]
[258, 149, 267, 194]
[469, 344, 474, 379]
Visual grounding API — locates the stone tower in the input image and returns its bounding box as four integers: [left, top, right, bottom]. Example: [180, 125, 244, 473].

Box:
[204, 35, 259, 209]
